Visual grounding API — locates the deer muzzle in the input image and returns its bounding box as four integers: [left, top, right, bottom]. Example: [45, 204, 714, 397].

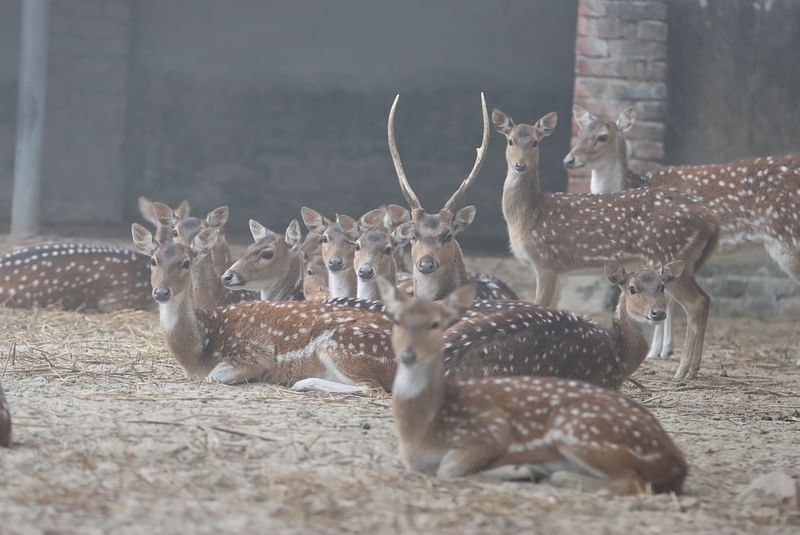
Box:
[398, 348, 417, 365]
[416, 256, 438, 275]
[649, 307, 667, 322]
[563, 153, 579, 169]
[357, 264, 375, 280]
[152, 287, 172, 302]
[514, 161, 528, 172]
[328, 257, 345, 272]
[221, 270, 243, 288]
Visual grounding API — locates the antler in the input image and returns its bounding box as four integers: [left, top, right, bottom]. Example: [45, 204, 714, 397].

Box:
[442, 92, 490, 213]
[387, 95, 422, 210]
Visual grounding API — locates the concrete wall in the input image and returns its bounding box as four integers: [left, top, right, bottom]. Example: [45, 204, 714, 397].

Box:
[125, 0, 578, 250]
[0, 0, 21, 216]
[666, 0, 800, 164]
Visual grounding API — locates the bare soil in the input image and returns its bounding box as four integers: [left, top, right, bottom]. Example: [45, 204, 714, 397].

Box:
[0, 245, 798, 534]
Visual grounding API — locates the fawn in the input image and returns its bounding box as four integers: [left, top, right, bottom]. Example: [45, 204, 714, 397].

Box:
[387, 94, 518, 301]
[565, 105, 800, 357]
[491, 107, 720, 380]
[381, 281, 687, 492]
[301, 208, 360, 298]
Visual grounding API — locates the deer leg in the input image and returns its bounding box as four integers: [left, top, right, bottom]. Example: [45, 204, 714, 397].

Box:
[533, 267, 559, 307]
[207, 362, 249, 384]
[646, 323, 664, 360]
[666, 277, 710, 381]
[290, 378, 370, 394]
[436, 444, 506, 479]
[765, 240, 800, 284]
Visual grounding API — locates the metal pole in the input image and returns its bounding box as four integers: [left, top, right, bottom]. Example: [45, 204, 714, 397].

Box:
[10, 0, 50, 238]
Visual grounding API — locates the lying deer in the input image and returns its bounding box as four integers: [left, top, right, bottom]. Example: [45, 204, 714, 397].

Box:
[492, 107, 720, 380]
[381, 281, 687, 492]
[387, 94, 518, 301]
[565, 105, 800, 357]
[0, 382, 11, 447]
[303, 254, 329, 302]
[301, 208, 360, 298]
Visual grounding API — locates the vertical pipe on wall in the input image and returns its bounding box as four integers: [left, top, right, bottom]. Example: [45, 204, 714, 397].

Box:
[11, 0, 50, 238]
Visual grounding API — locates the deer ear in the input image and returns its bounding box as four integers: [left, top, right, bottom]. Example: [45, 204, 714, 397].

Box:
[336, 214, 359, 240]
[616, 106, 636, 133]
[393, 221, 416, 244]
[453, 205, 476, 234]
[285, 219, 302, 249]
[573, 105, 596, 130]
[535, 112, 558, 138]
[444, 284, 476, 325]
[138, 197, 157, 226]
[660, 260, 685, 284]
[192, 227, 218, 256]
[175, 200, 191, 219]
[206, 206, 229, 228]
[376, 277, 406, 316]
[131, 223, 157, 256]
[359, 207, 386, 231]
[153, 202, 177, 225]
[385, 204, 411, 226]
[249, 219, 269, 242]
[605, 261, 627, 286]
[492, 108, 514, 136]
[301, 207, 327, 234]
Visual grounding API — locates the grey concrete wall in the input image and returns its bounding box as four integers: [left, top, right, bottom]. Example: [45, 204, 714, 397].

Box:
[0, 0, 21, 216]
[666, 0, 800, 164]
[125, 0, 578, 250]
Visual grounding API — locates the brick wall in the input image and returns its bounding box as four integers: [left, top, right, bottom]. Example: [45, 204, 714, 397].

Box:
[569, 0, 668, 192]
[40, 0, 131, 223]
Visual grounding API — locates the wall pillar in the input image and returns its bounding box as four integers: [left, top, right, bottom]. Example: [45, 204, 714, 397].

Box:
[569, 0, 668, 192]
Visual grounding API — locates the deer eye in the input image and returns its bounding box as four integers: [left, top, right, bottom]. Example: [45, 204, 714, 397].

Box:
[150, 257, 157, 267]
[181, 259, 191, 269]
[172, 229, 178, 237]
[260, 250, 274, 260]
[597, 133, 609, 143]
[441, 232, 453, 243]
[354, 243, 361, 251]
[384, 246, 392, 255]
[431, 321, 440, 329]
[659, 284, 665, 293]
[320, 235, 329, 243]
[507, 138, 514, 146]
[628, 285, 637, 295]
[531, 139, 538, 148]
[307, 269, 313, 276]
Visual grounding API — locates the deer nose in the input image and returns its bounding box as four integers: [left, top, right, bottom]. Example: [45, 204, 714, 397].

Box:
[398, 348, 417, 365]
[514, 161, 527, 172]
[563, 153, 577, 169]
[221, 270, 240, 287]
[328, 257, 344, 272]
[357, 265, 375, 280]
[417, 256, 438, 274]
[152, 287, 172, 302]
[649, 308, 667, 322]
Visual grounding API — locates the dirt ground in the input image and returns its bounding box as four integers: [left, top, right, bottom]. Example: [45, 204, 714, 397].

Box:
[0, 244, 798, 534]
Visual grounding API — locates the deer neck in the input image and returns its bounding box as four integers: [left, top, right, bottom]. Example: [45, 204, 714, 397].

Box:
[191, 253, 224, 311]
[391, 357, 445, 442]
[502, 164, 542, 236]
[357, 268, 396, 301]
[261, 250, 304, 301]
[212, 235, 232, 277]
[590, 139, 629, 194]
[413, 246, 469, 301]
[158, 290, 215, 377]
[328, 268, 357, 298]
[613, 297, 649, 378]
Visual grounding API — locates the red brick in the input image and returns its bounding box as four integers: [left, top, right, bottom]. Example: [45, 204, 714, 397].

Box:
[631, 140, 664, 161]
[578, 0, 608, 17]
[568, 176, 592, 193]
[578, 17, 636, 39]
[637, 20, 668, 41]
[629, 120, 665, 141]
[575, 36, 609, 58]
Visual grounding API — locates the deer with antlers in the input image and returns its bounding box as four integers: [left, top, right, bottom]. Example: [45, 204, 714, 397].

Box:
[387, 93, 518, 302]
[565, 105, 800, 357]
[491, 107, 720, 380]
[381, 281, 687, 492]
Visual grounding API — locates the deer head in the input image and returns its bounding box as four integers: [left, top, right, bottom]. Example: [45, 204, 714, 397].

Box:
[387, 93, 489, 300]
[563, 105, 635, 171]
[492, 108, 558, 175]
[301, 207, 359, 275]
[605, 259, 684, 325]
[354, 207, 411, 284]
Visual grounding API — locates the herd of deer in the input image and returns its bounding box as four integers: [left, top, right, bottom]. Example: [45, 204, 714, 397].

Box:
[1, 93, 798, 496]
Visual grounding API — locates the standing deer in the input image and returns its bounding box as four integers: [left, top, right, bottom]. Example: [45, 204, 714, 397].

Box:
[565, 105, 800, 357]
[491, 107, 720, 380]
[301, 208, 360, 298]
[387, 93, 518, 301]
[0, 383, 11, 447]
[380, 281, 687, 492]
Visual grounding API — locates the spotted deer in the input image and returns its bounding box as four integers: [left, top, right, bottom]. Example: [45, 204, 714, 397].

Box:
[387, 93, 518, 301]
[222, 219, 305, 301]
[301, 208, 360, 298]
[132, 223, 398, 390]
[138, 196, 191, 244]
[0, 242, 152, 311]
[565, 105, 800, 357]
[492, 107, 720, 380]
[0, 382, 11, 447]
[303, 254, 330, 302]
[381, 281, 687, 492]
